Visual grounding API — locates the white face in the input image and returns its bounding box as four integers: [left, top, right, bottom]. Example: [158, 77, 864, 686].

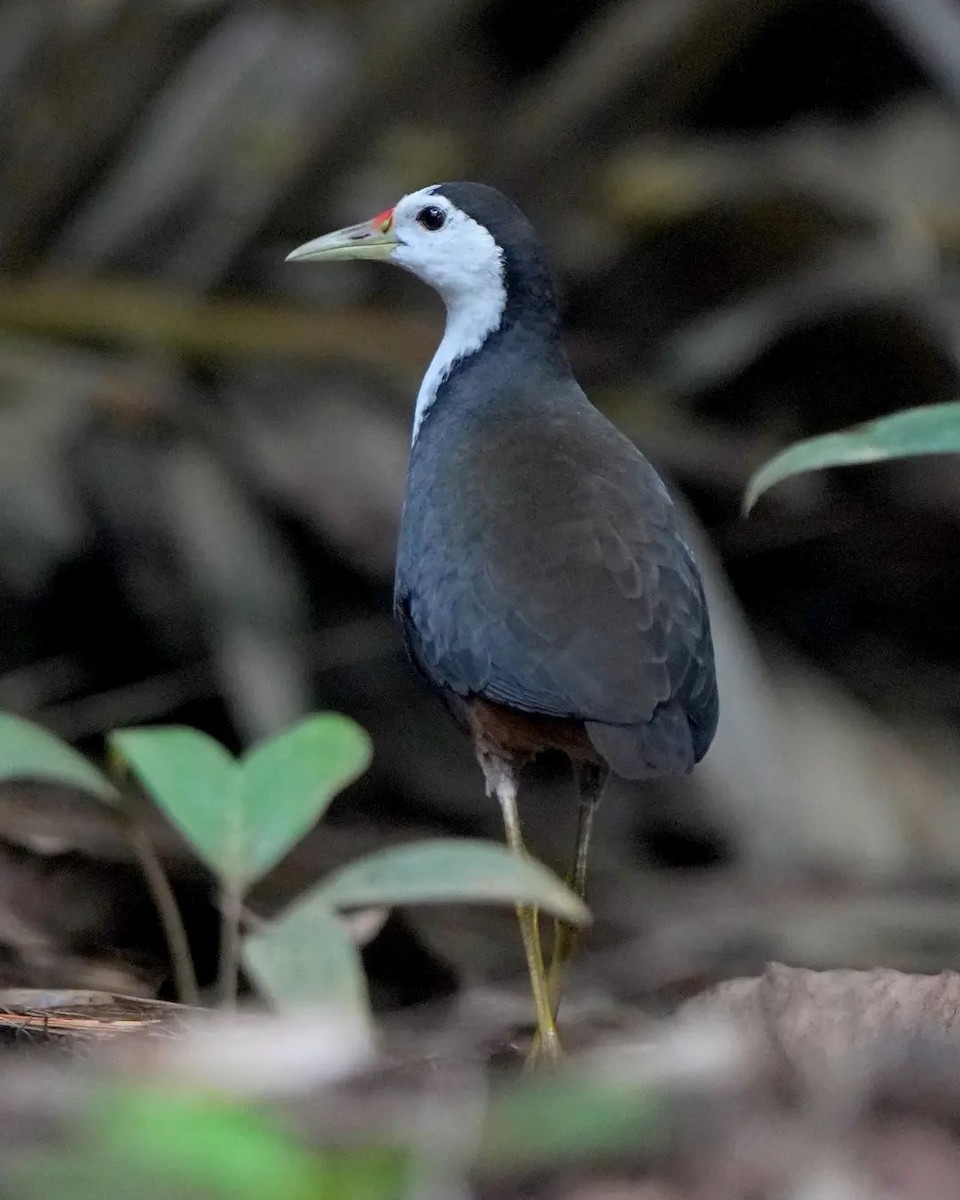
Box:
[389, 186, 505, 303]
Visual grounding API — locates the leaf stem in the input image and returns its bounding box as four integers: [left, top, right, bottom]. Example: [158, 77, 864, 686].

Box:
[216, 884, 244, 1009]
[124, 814, 200, 1006]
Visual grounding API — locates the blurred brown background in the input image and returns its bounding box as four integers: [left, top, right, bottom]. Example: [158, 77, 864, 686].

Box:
[1, 0, 959, 1018]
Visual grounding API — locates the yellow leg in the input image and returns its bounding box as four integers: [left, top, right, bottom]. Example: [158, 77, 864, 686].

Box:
[478, 753, 560, 1063]
[544, 793, 596, 1005]
[539, 763, 608, 1041]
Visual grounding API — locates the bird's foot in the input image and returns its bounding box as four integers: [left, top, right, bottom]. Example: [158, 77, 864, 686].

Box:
[525, 1024, 562, 1071]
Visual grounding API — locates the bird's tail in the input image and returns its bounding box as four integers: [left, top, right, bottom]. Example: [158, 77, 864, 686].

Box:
[585, 701, 697, 781]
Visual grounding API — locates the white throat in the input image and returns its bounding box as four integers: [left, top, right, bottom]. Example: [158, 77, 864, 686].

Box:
[411, 278, 506, 442]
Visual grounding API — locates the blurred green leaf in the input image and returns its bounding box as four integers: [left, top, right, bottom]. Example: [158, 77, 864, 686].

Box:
[744, 400, 960, 512]
[318, 838, 591, 926]
[8, 1086, 407, 1200]
[244, 892, 370, 1017]
[111, 715, 371, 892]
[238, 713, 372, 884]
[0, 712, 117, 804]
[99, 1089, 323, 1200]
[109, 726, 238, 880]
[481, 1074, 665, 1169]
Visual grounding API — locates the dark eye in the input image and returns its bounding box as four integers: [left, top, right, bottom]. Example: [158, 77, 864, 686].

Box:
[416, 205, 446, 232]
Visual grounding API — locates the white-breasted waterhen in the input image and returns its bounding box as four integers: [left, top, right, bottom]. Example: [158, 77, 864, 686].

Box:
[288, 183, 718, 1059]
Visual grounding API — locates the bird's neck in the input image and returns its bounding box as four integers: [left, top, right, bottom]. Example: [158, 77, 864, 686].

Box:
[411, 255, 563, 445]
[411, 279, 507, 444]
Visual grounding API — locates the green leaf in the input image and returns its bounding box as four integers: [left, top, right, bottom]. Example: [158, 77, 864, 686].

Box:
[243, 892, 370, 1018]
[481, 1075, 665, 1168]
[109, 726, 238, 880]
[238, 713, 372, 885]
[96, 1089, 325, 1200]
[744, 400, 960, 512]
[0, 712, 117, 804]
[7, 1087, 402, 1200]
[111, 715, 370, 892]
[317, 838, 591, 926]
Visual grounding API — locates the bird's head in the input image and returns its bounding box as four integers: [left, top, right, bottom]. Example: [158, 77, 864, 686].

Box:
[287, 183, 557, 323]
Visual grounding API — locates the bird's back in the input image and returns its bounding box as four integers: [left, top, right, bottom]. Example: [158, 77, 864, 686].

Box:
[395, 350, 718, 780]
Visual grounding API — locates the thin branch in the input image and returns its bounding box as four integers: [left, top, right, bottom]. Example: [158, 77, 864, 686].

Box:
[0, 278, 432, 377]
[216, 884, 244, 1010]
[123, 813, 200, 1007]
